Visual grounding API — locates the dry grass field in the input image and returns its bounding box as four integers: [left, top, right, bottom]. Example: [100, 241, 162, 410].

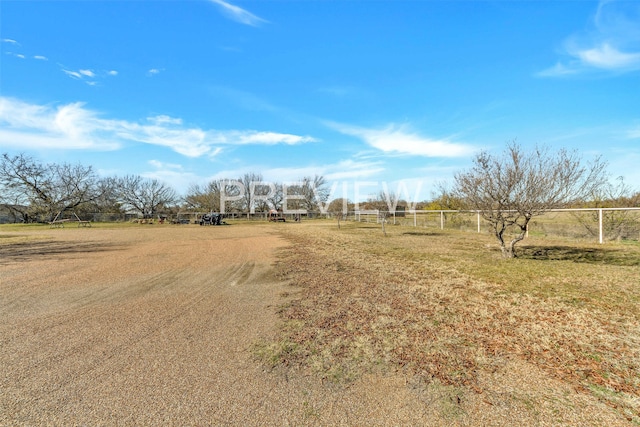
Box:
[1, 220, 638, 425]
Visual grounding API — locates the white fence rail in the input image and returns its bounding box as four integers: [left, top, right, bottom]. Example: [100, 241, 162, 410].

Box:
[344, 208, 640, 244]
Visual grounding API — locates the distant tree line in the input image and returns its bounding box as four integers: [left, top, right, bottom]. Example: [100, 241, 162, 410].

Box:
[0, 153, 178, 222]
[0, 153, 332, 223]
[3, 145, 638, 255]
[184, 173, 330, 216]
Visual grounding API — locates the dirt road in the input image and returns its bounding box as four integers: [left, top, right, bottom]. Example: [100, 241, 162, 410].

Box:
[1, 224, 452, 426]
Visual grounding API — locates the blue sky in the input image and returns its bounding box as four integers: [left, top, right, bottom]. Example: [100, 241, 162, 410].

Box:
[1, 0, 639, 202]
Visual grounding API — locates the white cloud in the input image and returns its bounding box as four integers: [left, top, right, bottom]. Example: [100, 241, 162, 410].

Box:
[34, 55, 48, 61]
[62, 68, 99, 86]
[324, 160, 385, 180]
[329, 122, 475, 158]
[61, 66, 119, 84]
[209, 0, 268, 27]
[576, 42, 640, 69]
[208, 159, 386, 185]
[148, 68, 161, 75]
[115, 121, 213, 157]
[233, 131, 316, 145]
[2, 38, 19, 45]
[115, 121, 316, 157]
[62, 69, 83, 79]
[537, 63, 579, 77]
[149, 115, 183, 126]
[0, 97, 316, 157]
[148, 160, 183, 170]
[540, 1, 640, 76]
[262, 159, 385, 183]
[0, 98, 120, 150]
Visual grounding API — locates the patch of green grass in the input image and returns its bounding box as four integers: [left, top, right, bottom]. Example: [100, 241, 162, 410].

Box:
[252, 338, 300, 369]
[588, 384, 640, 423]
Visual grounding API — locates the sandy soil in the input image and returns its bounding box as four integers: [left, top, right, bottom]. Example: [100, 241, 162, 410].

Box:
[0, 223, 631, 425]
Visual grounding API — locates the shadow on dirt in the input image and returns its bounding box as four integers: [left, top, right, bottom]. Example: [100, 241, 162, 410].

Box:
[518, 245, 640, 267]
[0, 240, 123, 264]
[402, 231, 444, 237]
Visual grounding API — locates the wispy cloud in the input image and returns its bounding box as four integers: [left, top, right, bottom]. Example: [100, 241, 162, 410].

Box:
[0, 97, 316, 157]
[3, 39, 48, 62]
[148, 159, 183, 170]
[2, 37, 119, 83]
[116, 118, 316, 157]
[209, 0, 268, 27]
[62, 69, 83, 79]
[211, 159, 385, 184]
[209, 85, 278, 112]
[148, 68, 162, 76]
[61, 67, 117, 85]
[539, 1, 640, 76]
[323, 159, 385, 180]
[328, 122, 475, 158]
[231, 131, 315, 145]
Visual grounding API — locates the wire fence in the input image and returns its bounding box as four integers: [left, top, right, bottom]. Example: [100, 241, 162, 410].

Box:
[3, 207, 639, 243]
[339, 208, 640, 244]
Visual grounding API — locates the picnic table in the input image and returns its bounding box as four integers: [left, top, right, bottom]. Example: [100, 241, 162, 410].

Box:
[49, 219, 71, 228]
[48, 213, 91, 228]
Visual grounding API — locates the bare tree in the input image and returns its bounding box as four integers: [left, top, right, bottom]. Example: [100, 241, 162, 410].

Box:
[327, 198, 353, 228]
[0, 153, 110, 222]
[301, 175, 330, 214]
[281, 175, 329, 215]
[74, 176, 120, 219]
[48, 163, 109, 215]
[267, 182, 284, 212]
[184, 180, 223, 213]
[237, 172, 262, 214]
[454, 141, 607, 258]
[0, 153, 51, 222]
[116, 175, 178, 218]
[429, 181, 467, 210]
[366, 189, 408, 213]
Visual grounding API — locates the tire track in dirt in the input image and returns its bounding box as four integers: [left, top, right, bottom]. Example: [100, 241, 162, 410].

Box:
[1, 227, 286, 424]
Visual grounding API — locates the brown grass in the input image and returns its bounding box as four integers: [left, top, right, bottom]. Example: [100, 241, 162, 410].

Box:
[268, 219, 640, 422]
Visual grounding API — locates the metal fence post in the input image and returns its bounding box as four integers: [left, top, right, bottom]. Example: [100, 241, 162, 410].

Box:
[599, 208, 603, 244]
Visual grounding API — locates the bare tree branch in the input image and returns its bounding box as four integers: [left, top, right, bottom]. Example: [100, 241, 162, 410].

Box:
[454, 141, 607, 258]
